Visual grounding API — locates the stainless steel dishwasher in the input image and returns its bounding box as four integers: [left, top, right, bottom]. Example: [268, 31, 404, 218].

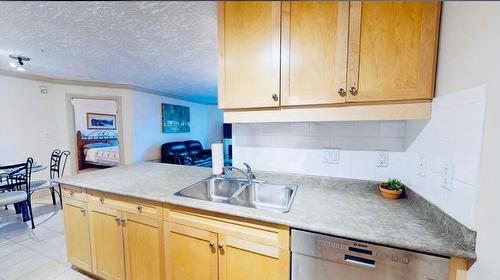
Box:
[291, 229, 450, 280]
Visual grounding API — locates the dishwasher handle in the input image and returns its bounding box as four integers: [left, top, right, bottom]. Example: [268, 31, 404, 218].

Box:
[344, 254, 376, 269]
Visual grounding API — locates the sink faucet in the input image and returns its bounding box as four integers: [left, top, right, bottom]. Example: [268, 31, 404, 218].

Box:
[223, 162, 255, 184]
[242, 163, 256, 181]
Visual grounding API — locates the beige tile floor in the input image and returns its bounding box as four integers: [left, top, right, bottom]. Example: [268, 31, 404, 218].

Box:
[0, 192, 92, 280]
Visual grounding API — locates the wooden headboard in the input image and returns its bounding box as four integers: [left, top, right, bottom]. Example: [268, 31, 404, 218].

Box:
[76, 130, 118, 170]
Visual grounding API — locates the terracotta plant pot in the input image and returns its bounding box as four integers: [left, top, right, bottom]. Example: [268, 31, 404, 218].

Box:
[379, 185, 403, 200]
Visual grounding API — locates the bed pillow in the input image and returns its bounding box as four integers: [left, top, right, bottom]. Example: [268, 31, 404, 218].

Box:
[83, 142, 111, 149]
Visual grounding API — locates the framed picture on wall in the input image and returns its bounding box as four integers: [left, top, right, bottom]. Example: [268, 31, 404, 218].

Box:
[162, 103, 190, 133]
[86, 113, 117, 130]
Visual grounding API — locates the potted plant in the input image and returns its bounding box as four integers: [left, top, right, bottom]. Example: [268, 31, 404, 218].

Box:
[379, 178, 405, 200]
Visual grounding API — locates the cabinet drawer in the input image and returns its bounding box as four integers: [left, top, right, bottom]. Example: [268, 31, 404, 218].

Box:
[88, 191, 159, 219]
[62, 185, 87, 202]
[164, 206, 289, 250]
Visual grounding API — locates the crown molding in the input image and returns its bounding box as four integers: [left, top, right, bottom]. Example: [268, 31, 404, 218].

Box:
[0, 68, 216, 105]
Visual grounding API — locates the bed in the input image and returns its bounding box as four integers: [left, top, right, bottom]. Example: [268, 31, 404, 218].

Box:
[76, 130, 120, 170]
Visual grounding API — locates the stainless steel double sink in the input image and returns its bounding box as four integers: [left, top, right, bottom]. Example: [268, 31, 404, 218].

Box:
[175, 176, 298, 213]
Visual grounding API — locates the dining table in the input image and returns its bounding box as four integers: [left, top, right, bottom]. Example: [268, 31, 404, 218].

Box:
[0, 162, 47, 221]
[0, 163, 46, 182]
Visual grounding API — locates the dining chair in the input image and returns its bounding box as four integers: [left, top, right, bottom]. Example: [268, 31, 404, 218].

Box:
[30, 149, 70, 209]
[0, 158, 35, 229]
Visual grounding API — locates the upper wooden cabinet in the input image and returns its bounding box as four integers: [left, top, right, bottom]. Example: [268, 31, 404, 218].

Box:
[281, 1, 349, 106]
[218, 1, 281, 109]
[218, 1, 441, 111]
[347, 2, 441, 103]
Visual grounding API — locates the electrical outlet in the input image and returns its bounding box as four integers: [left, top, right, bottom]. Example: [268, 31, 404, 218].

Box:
[323, 149, 340, 164]
[417, 155, 426, 177]
[440, 162, 453, 190]
[40, 86, 48, 94]
[376, 151, 389, 167]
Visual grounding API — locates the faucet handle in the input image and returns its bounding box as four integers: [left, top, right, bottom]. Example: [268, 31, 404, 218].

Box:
[242, 163, 252, 173]
[242, 163, 256, 180]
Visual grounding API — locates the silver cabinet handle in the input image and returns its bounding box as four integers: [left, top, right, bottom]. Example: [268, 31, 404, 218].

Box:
[209, 241, 215, 248]
[338, 88, 346, 97]
[272, 94, 278, 101]
[137, 205, 143, 212]
[218, 243, 224, 250]
[349, 86, 358, 96]
[80, 209, 86, 216]
[99, 197, 104, 204]
[114, 216, 121, 223]
[121, 218, 127, 225]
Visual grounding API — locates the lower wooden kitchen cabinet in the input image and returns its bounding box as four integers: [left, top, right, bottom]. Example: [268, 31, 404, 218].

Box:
[62, 185, 470, 280]
[88, 204, 126, 280]
[87, 193, 164, 280]
[122, 211, 163, 280]
[62, 196, 92, 273]
[218, 234, 289, 280]
[165, 222, 218, 280]
[164, 206, 290, 280]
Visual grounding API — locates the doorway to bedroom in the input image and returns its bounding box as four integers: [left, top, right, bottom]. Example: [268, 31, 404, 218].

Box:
[69, 97, 123, 173]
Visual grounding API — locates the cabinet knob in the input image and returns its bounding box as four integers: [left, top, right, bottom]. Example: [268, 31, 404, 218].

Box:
[80, 209, 86, 216]
[349, 86, 358, 96]
[121, 218, 127, 225]
[209, 241, 215, 248]
[137, 205, 143, 212]
[272, 94, 278, 101]
[337, 88, 346, 97]
[218, 243, 224, 250]
[114, 216, 121, 223]
[99, 197, 104, 204]
[69, 191, 74, 196]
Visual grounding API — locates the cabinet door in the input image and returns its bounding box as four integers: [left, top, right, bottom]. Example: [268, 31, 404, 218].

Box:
[122, 212, 162, 280]
[164, 222, 218, 280]
[347, 2, 440, 102]
[63, 199, 92, 272]
[89, 205, 125, 280]
[281, 1, 349, 106]
[218, 1, 281, 109]
[218, 234, 290, 280]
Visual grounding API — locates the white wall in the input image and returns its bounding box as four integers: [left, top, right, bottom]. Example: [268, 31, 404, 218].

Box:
[73, 98, 117, 135]
[0, 75, 134, 177]
[131, 90, 223, 162]
[0, 74, 223, 177]
[433, 2, 500, 279]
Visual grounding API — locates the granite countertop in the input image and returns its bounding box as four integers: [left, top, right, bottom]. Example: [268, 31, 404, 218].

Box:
[57, 162, 476, 260]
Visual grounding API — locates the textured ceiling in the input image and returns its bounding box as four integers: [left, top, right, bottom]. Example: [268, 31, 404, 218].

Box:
[0, 1, 218, 104]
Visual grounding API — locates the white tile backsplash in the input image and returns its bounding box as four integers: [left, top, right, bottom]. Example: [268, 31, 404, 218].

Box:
[379, 121, 406, 137]
[232, 85, 487, 229]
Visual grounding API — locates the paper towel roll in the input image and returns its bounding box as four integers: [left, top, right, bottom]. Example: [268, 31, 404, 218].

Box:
[211, 143, 224, 175]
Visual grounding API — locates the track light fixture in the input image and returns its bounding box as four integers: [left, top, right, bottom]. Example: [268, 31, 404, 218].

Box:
[8, 54, 30, 72]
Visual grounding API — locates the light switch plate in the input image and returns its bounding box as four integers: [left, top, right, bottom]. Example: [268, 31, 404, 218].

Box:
[376, 151, 389, 167]
[323, 149, 340, 164]
[417, 155, 426, 177]
[440, 162, 453, 191]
